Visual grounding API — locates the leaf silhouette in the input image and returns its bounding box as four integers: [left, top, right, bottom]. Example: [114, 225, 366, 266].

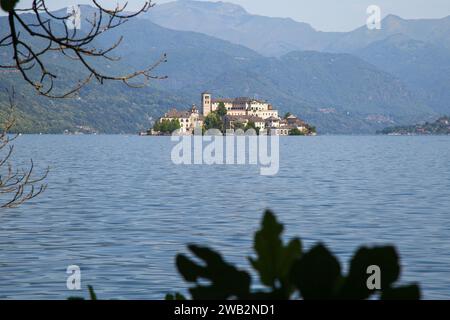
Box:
[340, 246, 400, 299]
[88, 285, 97, 300]
[176, 245, 251, 300]
[249, 210, 302, 295]
[291, 244, 342, 300]
[170, 213, 420, 300]
[67, 285, 97, 300]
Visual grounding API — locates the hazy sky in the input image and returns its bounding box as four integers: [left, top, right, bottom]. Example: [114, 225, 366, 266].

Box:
[6, 0, 450, 31]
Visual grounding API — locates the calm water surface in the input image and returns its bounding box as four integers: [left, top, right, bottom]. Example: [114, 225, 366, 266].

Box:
[1, 135, 450, 299]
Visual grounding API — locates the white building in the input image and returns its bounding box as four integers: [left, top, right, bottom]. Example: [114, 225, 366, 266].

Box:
[159, 105, 204, 134]
[224, 115, 266, 131]
[202, 93, 278, 120]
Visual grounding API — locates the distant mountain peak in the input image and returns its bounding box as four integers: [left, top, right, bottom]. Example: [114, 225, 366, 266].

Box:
[143, 0, 330, 56]
[381, 14, 406, 30]
[160, 0, 248, 16]
[383, 14, 404, 22]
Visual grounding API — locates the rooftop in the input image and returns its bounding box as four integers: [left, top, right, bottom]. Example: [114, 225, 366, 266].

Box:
[164, 109, 191, 119]
[225, 115, 265, 122]
[212, 97, 267, 104]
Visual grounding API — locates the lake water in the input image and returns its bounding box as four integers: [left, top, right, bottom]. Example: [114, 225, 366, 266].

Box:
[1, 135, 450, 299]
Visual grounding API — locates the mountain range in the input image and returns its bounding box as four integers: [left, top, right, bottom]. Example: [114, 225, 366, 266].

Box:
[143, 1, 450, 55]
[1, 0, 449, 134]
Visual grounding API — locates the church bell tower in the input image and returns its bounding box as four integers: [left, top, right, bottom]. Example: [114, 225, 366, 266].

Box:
[202, 92, 212, 117]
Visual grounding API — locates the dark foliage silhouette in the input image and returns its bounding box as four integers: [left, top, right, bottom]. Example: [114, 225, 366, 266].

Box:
[166, 211, 420, 300]
[70, 211, 420, 300]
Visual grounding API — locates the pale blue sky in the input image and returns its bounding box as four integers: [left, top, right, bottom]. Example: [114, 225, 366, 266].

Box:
[6, 0, 450, 31]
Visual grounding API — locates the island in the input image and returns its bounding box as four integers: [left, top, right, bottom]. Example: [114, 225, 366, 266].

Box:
[142, 93, 317, 136]
[378, 116, 450, 135]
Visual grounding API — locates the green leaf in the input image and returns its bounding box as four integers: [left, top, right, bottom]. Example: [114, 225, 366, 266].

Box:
[291, 244, 342, 300]
[249, 210, 302, 291]
[175, 293, 186, 300]
[340, 246, 400, 299]
[1, 0, 19, 12]
[66, 285, 96, 300]
[88, 285, 97, 300]
[176, 245, 251, 300]
[165, 293, 187, 300]
[381, 284, 421, 300]
[165, 294, 174, 300]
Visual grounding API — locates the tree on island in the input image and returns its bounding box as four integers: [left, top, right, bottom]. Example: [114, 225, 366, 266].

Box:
[153, 119, 181, 134]
[204, 111, 223, 133]
[245, 121, 260, 135]
[203, 102, 227, 133]
[232, 121, 246, 131]
[307, 125, 317, 134]
[289, 128, 305, 136]
[216, 102, 228, 118]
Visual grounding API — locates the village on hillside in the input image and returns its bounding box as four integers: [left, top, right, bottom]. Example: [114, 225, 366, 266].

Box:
[379, 116, 450, 135]
[144, 93, 316, 136]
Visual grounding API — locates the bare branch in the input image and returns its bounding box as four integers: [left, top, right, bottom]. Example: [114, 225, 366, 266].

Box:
[0, 88, 48, 209]
[1, 1, 166, 98]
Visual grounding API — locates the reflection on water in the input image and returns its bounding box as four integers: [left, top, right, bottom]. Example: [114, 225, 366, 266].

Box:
[1, 135, 450, 299]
